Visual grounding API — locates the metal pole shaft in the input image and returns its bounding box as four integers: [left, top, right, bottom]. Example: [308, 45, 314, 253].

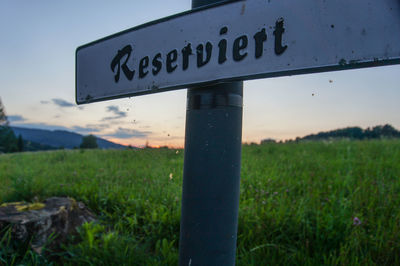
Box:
[179, 1, 243, 265]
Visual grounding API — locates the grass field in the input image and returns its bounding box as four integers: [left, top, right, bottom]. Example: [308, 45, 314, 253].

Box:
[0, 140, 399, 265]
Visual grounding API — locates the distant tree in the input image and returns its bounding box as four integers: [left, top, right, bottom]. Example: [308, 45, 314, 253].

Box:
[80, 135, 98, 149]
[374, 124, 400, 138]
[0, 97, 8, 126]
[145, 140, 151, 149]
[17, 134, 24, 152]
[0, 98, 18, 153]
[261, 138, 276, 144]
[0, 127, 18, 153]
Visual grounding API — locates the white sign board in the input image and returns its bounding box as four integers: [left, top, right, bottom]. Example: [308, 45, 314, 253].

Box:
[76, 0, 400, 104]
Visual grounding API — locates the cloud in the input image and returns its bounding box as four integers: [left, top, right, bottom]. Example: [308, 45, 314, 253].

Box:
[7, 115, 26, 123]
[86, 123, 110, 130]
[139, 125, 151, 129]
[102, 105, 127, 120]
[10, 122, 70, 132]
[10, 122, 103, 134]
[41, 99, 83, 110]
[70, 123, 114, 135]
[152, 135, 184, 141]
[71, 126, 101, 134]
[52, 98, 75, 107]
[105, 127, 151, 139]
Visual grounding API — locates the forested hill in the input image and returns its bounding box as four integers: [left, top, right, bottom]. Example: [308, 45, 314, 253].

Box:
[300, 124, 400, 141]
[11, 126, 126, 149]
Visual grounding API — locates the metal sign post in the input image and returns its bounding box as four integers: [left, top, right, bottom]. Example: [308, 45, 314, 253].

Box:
[179, 82, 242, 265]
[75, 0, 400, 265]
[178, 3, 243, 266]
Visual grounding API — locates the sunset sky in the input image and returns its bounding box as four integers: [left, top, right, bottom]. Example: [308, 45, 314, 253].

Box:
[1, 0, 399, 148]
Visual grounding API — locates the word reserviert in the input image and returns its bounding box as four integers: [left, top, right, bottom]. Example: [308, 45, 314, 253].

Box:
[110, 19, 287, 83]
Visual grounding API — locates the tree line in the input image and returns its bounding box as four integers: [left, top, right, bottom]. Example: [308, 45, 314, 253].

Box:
[299, 124, 400, 141]
[260, 124, 400, 144]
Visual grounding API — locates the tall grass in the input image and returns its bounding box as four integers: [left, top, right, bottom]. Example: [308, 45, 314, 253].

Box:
[0, 140, 399, 265]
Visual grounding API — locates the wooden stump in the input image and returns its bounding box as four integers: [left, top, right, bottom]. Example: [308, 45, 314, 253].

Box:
[0, 197, 96, 254]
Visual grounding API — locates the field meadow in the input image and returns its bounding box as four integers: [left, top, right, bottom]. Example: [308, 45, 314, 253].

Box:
[0, 139, 399, 265]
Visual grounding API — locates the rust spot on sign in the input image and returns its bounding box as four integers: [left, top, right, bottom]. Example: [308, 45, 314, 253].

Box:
[241, 3, 246, 15]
